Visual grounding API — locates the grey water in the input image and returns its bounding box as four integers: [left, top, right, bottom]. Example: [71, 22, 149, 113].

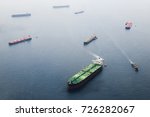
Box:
[0, 0, 150, 100]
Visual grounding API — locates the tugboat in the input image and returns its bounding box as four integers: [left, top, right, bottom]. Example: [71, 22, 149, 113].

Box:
[129, 60, 139, 72]
[8, 35, 32, 45]
[125, 21, 132, 29]
[67, 57, 104, 90]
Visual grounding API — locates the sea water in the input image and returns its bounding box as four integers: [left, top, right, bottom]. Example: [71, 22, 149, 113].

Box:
[0, 0, 150, 99]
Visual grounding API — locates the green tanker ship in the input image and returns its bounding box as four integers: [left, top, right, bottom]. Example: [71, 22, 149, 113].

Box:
[68, 57, 104, 90]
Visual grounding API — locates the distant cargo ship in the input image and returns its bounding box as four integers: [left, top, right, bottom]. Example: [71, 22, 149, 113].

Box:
[74, 11, 84, 14]
[11, 13, 31, 17]
[9, 35, 32, 45]
[53, 5, 69, 8]
[125, 22, 132, 29]
[67, 57, 104, 90]
[84, 34, 97, 45]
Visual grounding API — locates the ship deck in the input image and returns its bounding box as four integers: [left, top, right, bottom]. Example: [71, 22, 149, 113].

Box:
[68, 63, 102, 85]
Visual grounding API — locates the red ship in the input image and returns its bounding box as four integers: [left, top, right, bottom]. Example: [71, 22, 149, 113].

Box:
[125, 22, 132, 29]
[9, 35, 32, 45]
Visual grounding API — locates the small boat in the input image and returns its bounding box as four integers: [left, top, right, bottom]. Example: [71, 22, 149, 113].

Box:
[130, 60, 139, 72]
[84, 34, 97, 45]
[9, 35, 32, 45]
[125, 21, 132, 29]
[53, 5, 69, 8]
[11, 13, 31, 17]
[74, 11, 84, 14]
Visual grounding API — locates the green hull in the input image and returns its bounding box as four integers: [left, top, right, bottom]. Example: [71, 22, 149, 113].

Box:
[68, 63, 102, 88]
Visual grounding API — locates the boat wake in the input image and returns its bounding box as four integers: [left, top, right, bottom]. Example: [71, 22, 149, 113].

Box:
[109, 39, 139, 71]
[88, 51, 100, 59]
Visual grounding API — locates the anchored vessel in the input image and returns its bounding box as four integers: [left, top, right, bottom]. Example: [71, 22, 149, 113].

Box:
[125, 22, 132, 29]
[9, 35, 32, 45]
[11, 13, 31, 17]
[74, 11, 84, 14]
[67, 57, 104, 90]
[53, 5, 69, 8]
[84, 34, 97, 45]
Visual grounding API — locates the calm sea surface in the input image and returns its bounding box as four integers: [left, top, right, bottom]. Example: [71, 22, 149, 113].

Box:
[0, 0, 150, 99]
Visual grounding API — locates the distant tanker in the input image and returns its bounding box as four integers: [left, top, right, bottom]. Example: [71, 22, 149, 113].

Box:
[8, 35, 32, 45]
[11, 13, 31, 17]
[84, 34, 97, 45]
[67, 57, 104, 90]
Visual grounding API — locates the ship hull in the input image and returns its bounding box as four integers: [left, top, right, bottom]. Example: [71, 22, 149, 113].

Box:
[125, 27, 131, 29]
[9, 38, 32, 45]
[131, 64, 139, 72]
[68, 66, 103, 91]
[11, 14, 31, 17]
[84, 38, 96, 45]
[74, 11, 84, 14]
[53, 5, 69, 8]
[84, 37, 97, 45]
